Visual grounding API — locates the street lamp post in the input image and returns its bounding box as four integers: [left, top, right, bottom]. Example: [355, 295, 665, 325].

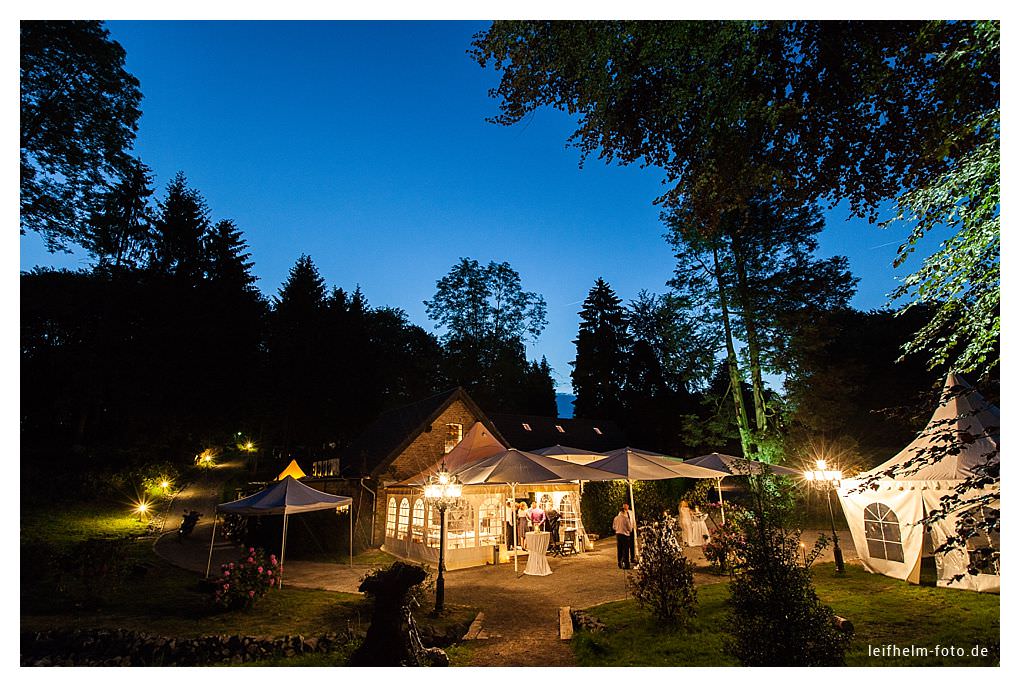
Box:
[423, 461, 462, 615]
[804, 459, 845, 574]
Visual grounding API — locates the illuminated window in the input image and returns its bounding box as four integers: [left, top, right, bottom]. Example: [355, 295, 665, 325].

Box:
[411, 499, 426, 542]
[522, 423, 532, 431]
[385, 498, 397, 538]
[444, 423, 463, 453]
[593, 427, 603, 435]
[478, 497, 501, 545]
[397, 498, 410, 539]
[446, 502, 476, 549]
[555, 425, 565, 433]
[864, 502, 904, 562]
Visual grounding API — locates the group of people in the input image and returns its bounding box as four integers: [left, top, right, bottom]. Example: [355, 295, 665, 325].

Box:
[505, 499, 561, 550]
[612, 500, 713, 569]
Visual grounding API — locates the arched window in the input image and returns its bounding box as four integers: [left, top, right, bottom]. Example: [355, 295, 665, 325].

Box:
[539, 493, 553, 511]
[559, 493, 578, 529]
[385, 497, 397, 538]
[397, 498, 410, 539]
[478, 497, 501, 545]
[864, 502, 904, 562]
[446, 502, 476, 549]
[411, 499, 426, 542]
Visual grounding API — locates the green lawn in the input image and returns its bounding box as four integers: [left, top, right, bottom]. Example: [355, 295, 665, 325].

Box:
[573, 563, 999, 667]
[21, 500, 472, 661]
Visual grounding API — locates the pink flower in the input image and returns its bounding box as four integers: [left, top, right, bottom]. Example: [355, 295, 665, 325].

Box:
[249, 590, 255, 597]
[267, 570, 273, 576]
[229, 563, 235, 569]
[258, 566, 264, 573]
[247, 557, 254, 564]
[224, 583, 230, 590]
[224, 570, 230, 577]
[249, 547, 255, 554]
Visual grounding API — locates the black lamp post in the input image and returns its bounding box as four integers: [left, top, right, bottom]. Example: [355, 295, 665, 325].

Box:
[423, 461, 462, 615]
[804, 459, 845, 574]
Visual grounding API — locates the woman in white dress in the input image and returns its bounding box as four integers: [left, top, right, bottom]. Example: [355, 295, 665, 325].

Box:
[679, 500, 695, 546]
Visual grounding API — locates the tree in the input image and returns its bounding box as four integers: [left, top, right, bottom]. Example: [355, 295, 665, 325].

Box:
[149, 172, 211, 281]
[570, 278, 627, 421]
[21, 21, 143, 250]
[424, 258, 552, 413]
[471, 19, 998, 379]
[626, 514, 697, 625]
[667, 198, 856, 457]
[204, 219, 257, 291]
[82, 157, 154, 270]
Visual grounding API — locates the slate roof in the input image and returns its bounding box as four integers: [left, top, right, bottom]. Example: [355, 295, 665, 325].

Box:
[487, 413, 627, 453]
[341, 388, 504, 478]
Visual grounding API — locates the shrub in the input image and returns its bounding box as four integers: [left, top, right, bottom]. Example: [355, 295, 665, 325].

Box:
[626, 514, 697, 626]
[703, 520, 744, 572]
[725, 475, 851, 666]
[57, 536, 133, 606]
[212, 547, 281, 610]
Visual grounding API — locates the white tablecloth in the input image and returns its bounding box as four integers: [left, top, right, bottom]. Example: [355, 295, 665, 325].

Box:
[524, 531, 552, 576]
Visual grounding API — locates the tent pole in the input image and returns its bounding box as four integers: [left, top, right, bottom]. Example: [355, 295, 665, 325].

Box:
[204, 510, 218, 578]
[629, 480, 639, 561]
[349, 506, 354, 568]
[717, 478, 726, 525]
[279, 513, 289, 589]
[512, 483, 518, 573]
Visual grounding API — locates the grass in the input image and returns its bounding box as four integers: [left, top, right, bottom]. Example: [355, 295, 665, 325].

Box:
[573, 563, 999, 667]
[21, 499, 471, 660]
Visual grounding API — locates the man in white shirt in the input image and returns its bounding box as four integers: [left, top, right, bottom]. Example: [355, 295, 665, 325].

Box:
[612, 503, 634, 569]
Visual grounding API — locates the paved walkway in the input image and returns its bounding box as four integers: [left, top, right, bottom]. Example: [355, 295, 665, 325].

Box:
[152, 463, 859, 666]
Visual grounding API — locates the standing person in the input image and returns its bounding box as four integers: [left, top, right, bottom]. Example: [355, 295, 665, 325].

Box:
[516, 501, 529, 549]
[613, 503, 634, 569]
[679, 500, 694, 547]
[505, 498, 516, 549]
[528, 500, 546, 530]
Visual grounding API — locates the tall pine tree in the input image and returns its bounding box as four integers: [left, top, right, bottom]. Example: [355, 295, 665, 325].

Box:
[570, 278, 627, 421]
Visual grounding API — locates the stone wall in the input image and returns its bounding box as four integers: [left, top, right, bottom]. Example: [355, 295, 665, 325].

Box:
[21, 629, 360, 667]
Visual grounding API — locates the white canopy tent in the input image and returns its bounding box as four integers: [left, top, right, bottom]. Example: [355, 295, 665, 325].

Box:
[837, 373, 1000, 593]
[205, 476, 354, 588]
[684, 452, 802, 524]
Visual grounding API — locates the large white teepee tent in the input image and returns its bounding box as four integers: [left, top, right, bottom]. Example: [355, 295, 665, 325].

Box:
[837, 373, 1000, 592]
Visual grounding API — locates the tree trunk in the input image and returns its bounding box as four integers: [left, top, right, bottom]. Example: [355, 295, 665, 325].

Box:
[730, 234, 768, 435]
[711, 244, 755, 457]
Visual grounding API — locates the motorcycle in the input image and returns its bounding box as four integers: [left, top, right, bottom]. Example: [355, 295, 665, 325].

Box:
[178, 510, 202, 540]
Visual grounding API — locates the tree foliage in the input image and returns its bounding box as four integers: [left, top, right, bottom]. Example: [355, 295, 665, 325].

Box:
[471, 19, 998, 378]
[626, 514, 697, 626]
[424, 258, 554, 414]
[21, 20, 143, 250]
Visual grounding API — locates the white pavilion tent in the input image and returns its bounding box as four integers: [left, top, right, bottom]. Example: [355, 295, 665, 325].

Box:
[837, 373, 1000, 592]
[205, 476, 354, 588]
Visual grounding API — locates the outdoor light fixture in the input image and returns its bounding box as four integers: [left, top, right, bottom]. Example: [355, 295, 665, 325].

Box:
[803, 458, 845, 573]
[422, 460, 462, 615]
[135, 501, 149, 521]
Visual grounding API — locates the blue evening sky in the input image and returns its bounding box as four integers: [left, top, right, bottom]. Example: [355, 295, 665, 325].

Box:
[19, 20, 938, 394]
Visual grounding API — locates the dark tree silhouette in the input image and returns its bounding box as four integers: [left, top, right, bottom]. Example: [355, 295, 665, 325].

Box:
[21, 21, 142, 250]
[570, 278, 627, 421]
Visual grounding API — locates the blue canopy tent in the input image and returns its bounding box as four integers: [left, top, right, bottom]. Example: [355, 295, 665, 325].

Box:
[205, 476, 354, 588]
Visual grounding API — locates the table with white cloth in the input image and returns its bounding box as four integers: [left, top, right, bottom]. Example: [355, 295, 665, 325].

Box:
[524, 530, 552, 576]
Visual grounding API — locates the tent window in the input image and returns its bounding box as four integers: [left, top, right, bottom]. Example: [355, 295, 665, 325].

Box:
[385, 498, 397, 538]
[522, 423, 532, 431]
[397, 498, 410, 539]
[478, 497, 501, 545]
[446, 502, 476, 550]
[555, 425, 565, 433]
[593, 427, 602, 435]
[411, 499, 426, 542]
[864, 502, 904, 562]
[444, 423, 463, 453]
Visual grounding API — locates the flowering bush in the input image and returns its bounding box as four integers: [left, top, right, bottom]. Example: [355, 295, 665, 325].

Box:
[626, 515, 697, 625]
[213, 547, 281, 610]
[703, 520, 745, 573]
